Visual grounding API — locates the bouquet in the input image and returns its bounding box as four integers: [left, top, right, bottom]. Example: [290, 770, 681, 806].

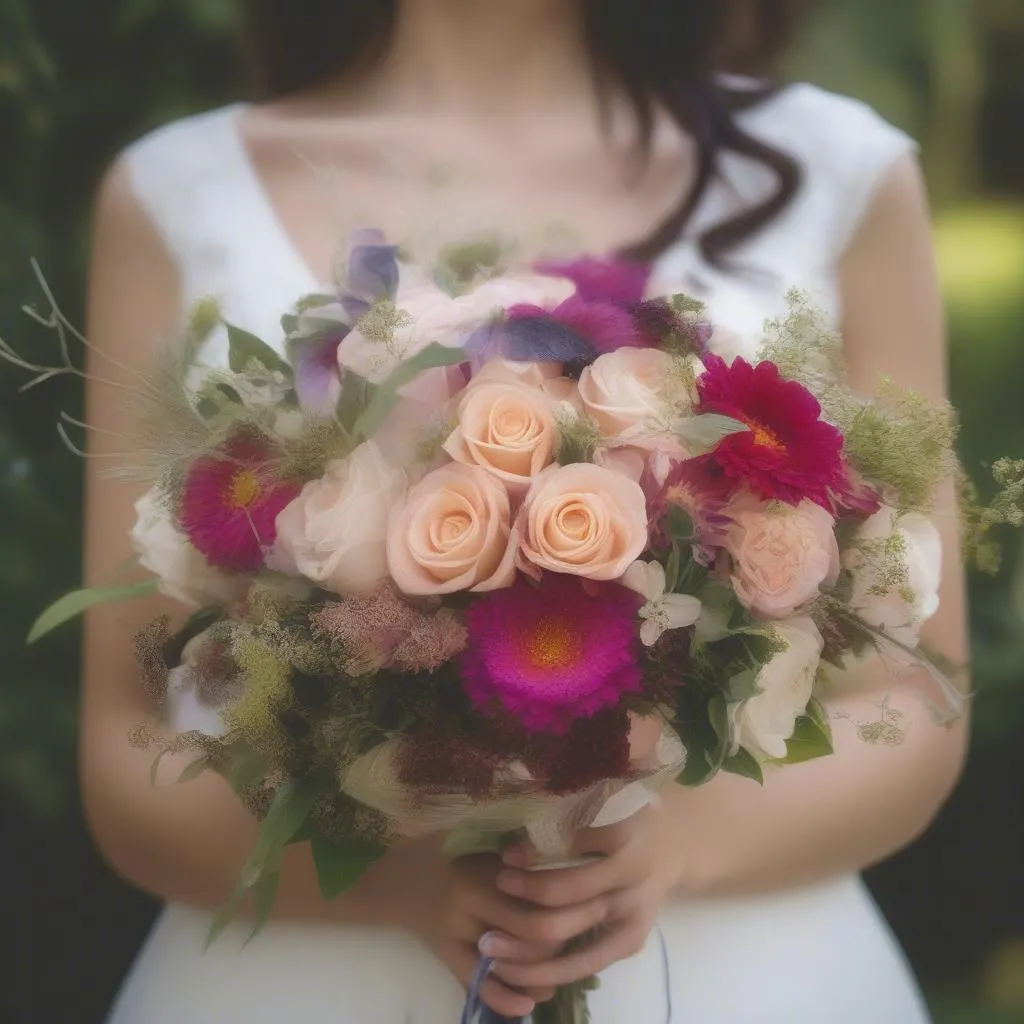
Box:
[7, 230, 1022, 1024]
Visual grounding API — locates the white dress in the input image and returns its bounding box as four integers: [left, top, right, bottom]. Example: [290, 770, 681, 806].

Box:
[106, 83, 933, 1024]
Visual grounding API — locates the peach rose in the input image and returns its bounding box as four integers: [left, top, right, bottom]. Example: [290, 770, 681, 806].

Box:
[443, 372, 559, 496]
[516, 462, 649, 580]
[271, 441, 407, 596]
[387, 463, 516, 595]
[578, 347, 683, 441]
[724, 495, 840, 620]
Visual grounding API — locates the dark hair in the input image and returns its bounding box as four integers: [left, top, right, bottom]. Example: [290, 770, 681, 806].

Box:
[243, 1, 807, 267]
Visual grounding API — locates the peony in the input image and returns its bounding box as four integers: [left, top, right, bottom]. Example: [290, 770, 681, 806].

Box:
[732, 617, 823, 762]
[724, 495, 841, 619]
[131, 489, 247, 609]
[844, 507, 942, 648]
[387, 463, 517, 595]
[578, 347, 682, 441]
[516, 462, 649, 581]
[271, 441, 407, 596]
[443, 369, 559, 495]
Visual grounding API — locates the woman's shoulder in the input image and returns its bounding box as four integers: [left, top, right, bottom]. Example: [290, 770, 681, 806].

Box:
[731, 80, 920, 259]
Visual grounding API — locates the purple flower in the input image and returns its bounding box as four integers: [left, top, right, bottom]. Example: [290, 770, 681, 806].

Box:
[341, 228, 399, 319]
[287, 329, 347, 413]
[535, 256, 652, 307]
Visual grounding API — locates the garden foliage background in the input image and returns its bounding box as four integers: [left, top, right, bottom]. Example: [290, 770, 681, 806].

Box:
[1, 1, 1022, 1021]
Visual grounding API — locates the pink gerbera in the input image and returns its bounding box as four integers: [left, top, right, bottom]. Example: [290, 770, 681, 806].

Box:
[648, 454, 734, 561]
[696, 355, 848, 509]
[180, 433, 300, 573]
[460, 574, 643, 735]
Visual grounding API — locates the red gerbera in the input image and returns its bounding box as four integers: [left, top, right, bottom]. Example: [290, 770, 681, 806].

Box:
[180, 432, 300, 573]
[696, 355, 847, 509]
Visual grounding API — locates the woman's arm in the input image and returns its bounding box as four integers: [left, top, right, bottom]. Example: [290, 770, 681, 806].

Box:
[656, 152, 970, 897]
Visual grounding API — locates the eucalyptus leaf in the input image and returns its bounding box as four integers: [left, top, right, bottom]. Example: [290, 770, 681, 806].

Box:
[675, 413, 748, 455]
[27, 578, 159, 643]
[352, 343, 466, 440]
[311, 836, 385, 900]
[721, 747, 764, 785]
[226, 323, 293, 378]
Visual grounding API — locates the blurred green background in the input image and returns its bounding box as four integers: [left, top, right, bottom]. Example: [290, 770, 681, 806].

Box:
[1, 1, 1022, 1022]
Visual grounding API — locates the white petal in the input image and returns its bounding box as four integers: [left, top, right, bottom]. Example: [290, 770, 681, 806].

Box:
[622, 560, 665, 602]
[662, 594, 703, 628]
[640, 618, 663, 646]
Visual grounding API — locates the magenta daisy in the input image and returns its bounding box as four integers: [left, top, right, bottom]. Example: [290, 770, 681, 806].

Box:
[180, 433, 300, 573]
[460, 574, 643, 735]
[696, 354, 848, 509]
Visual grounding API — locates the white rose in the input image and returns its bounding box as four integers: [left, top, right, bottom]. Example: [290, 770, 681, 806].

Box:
[131, 489, 247, 610]
[732, 617, 823, 762]
[270, 441, 407, 596]
[578, 347, 688, 443]
[843, 507, 942, 648]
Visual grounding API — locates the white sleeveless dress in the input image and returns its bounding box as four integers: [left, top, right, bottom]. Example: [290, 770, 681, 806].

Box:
[106, 84, 933, 1024]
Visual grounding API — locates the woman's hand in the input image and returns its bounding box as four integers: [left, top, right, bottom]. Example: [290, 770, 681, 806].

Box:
[397, 840, 612, 1017]
[486, 805, 682, 990]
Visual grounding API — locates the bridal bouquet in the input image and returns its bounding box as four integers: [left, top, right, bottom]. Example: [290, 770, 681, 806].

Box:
[9, 230, 1022, 1024]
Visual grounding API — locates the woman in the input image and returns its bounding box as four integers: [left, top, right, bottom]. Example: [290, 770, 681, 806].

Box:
[82, 2, 968, 1021]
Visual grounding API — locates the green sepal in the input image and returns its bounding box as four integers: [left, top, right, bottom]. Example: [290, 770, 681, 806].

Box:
[27, 578, 159, 643]
[226, 323, 293, 378]
[310, 836, 385, 900]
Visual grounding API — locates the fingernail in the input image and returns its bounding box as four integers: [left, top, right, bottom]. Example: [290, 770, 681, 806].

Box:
[497, 870, 524, 895]
[478, 931, 497, 956]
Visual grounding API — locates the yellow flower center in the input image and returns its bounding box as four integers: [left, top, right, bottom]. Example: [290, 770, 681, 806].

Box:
[228, 469, 262, 509]
[744, 417, 784, 452]
[521, 618, 579, 670]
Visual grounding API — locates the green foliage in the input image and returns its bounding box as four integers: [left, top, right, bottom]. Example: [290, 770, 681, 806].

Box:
[310, 835, 384, 900]
[226, 323, 293, 378]
[777, 700, 835, 765]
[26, 577, 157, 643]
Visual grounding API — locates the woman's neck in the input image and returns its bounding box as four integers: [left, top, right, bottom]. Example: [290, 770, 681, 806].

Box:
[352, 0, 598, 120]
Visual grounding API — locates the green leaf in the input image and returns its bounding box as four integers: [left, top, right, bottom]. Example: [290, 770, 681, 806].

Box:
[779, 701, 834, 765]
[675, 414, 748, 455]
[27, 578, 159, 643]
[665, 505, 694, 545]
[280, 313, 299, 336]
[223, 745, 269, 791]
[663, 544, 682, 594]
[352, 343, 466, 440]
[177, 758, 209, 784]
[335, 371, 377, 435]
[205, 883, 245, 951]
[244, 870, 281, 947]
[310, 836, 384, 900]
[226, 323, 293, 378]
[241, 778, 322, 885]
[721, 746, 764, 784]
[724, 668, 761, 702]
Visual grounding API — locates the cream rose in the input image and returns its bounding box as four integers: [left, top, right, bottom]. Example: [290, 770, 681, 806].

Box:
[578, 347, 680, 441]
[387, 463, 517, 595]
[844, 507, 942, 648]
[131, 489, 247, 609]
[732, 617, 824, 762]
[271, 441, 407, 596]
[725, 496, 840, 619]
[516, 462, 649, 580]
[443, 372, 559, 496]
